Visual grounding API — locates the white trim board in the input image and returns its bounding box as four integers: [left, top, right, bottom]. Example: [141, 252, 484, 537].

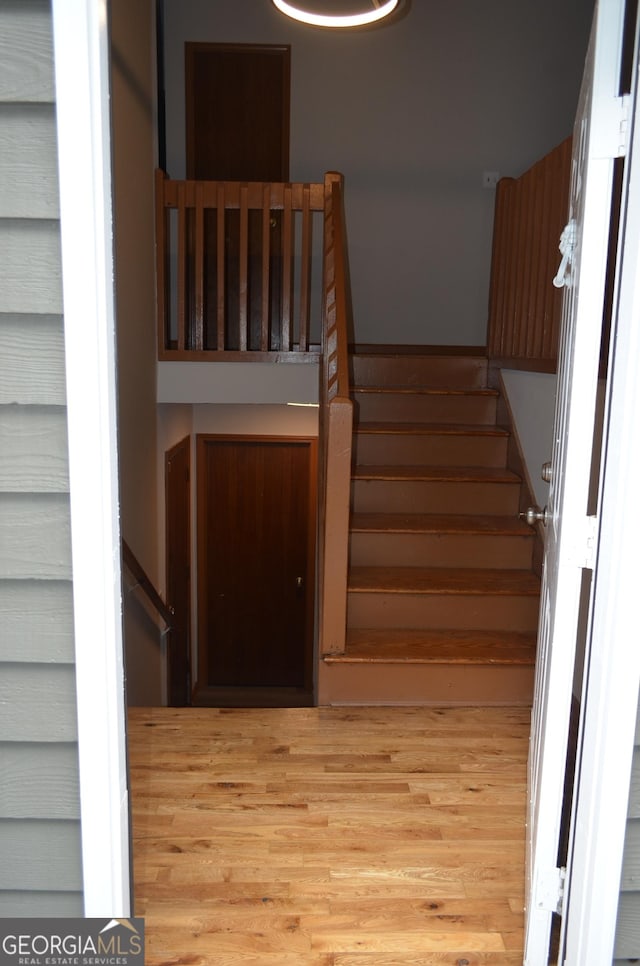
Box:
[52, 0, 130, 916]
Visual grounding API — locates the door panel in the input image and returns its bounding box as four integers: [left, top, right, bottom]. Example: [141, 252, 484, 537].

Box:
[196, 436, 316, 703]
[185, 43, 290, 182]
[185, 43, 290, 351]
[524, 1, 626, 961]
[165, 436, 191, 706]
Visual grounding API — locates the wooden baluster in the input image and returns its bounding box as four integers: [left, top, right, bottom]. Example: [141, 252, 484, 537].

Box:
[155, 169, 169, 353]
[261, 183, 271, 351]
[216, 183, 226, 350]
[177, 181, 187, 351]
[193, 181, 204, 351]
[281, 184, 293, 352]
[299, 184, 312, 351]
[239, 184, 249, 351]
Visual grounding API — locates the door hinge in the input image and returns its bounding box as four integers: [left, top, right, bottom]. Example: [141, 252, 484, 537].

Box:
[567, 515, 598, 570]
[608, 93, 629, 158]
[594, 94, 629, 158]
[618, 94, 630, 157]
[535, 866, 567, 915]
[582, 514, 598, 570]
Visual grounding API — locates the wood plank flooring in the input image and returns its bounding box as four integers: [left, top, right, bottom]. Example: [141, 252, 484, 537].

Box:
[129, 706, 529, 965]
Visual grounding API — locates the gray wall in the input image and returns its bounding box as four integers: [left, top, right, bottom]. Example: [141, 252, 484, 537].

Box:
[163, 0, 594, 346]
[111, 0, 164, 705]
[0, 0, 82, 915]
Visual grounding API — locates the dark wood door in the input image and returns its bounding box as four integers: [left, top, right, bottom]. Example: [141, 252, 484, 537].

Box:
[165, 436, 191, 705]
[196, 436, 316, 705]
[185, 43, 290, 182]
[185, 43, 290, 351]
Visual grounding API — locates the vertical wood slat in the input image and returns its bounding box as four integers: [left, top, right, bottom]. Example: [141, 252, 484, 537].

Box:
[261, 183, 271, 351]
[216, 183, 225, 351]
[548, 138, 572, 357]
[299, 184, 312, 352]
[193, 181, 204, 351]
[516, 165, 534, 358]
[486, 137, 572, 369]
[238, 184, 249, 351]
[155, 169, 169, 353]
[281, 184, 293, 351]
[176, 181, 187, 351]
[486, 177, 512, 357]
[507, 180, 523, 358]
[529, 165, 549, 359]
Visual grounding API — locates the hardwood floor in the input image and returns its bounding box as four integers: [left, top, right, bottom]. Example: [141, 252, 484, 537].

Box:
[129, 706, 529, 965]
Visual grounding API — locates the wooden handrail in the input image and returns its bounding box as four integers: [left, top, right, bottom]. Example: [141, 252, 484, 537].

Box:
[487, 137, 572, 372]
[122, 539, 175, 630]
[318, 172, 353, 656]
[155, 171, 327, 360]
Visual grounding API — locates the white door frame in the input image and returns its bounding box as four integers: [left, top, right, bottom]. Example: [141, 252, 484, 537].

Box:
[562, 13, 640, 957]
[52, 0, 130, 915]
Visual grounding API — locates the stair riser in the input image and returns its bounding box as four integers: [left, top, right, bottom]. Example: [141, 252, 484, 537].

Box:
[354, 433, 508, 467]
[353, 392, 497, 424]
[347, 592, 540, 632]
[351, 355, 488, 389]
[349, 532, 534, 569]
[318, 660, 534, 706]
[352, 479, 521, 515]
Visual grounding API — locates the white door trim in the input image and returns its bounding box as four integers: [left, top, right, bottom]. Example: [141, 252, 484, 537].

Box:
[563, 16, 640, 957]
[52, 0, 130, 915]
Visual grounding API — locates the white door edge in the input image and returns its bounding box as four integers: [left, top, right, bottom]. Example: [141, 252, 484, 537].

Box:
[52, 0, 130, 916]
[562, 12, 640, 957]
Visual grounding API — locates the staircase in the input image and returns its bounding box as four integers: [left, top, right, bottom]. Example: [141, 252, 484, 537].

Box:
[318, 350, 540, 706]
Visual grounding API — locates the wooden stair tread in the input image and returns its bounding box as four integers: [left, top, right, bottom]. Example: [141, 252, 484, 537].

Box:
[356, 421, 509, 436]
[325, 628, 537, 665]
[353, 386, 498, 397]
[352, 464, 521, 482]
[350, 512, 532, 535]
[349, 565, 540, 595]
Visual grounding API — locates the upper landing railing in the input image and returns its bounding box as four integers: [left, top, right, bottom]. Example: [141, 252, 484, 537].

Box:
[155, 170, 342, 361]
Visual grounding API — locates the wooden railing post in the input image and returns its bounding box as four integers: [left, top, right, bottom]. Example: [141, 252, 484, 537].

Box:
[318, 171, 353, 656]
[319, 397, 353, 655]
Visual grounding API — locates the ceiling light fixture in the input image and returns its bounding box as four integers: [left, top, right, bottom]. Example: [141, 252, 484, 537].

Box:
[271, 0, 399, 29]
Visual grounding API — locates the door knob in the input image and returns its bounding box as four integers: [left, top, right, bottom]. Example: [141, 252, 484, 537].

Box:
[541, 461, 553, 483]
[520, 506, 548, 527]
[296, 576, 304, 589]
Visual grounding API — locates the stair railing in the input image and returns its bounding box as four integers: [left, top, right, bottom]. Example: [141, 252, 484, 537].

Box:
[156, 170, 327, 359]
[487, 137, 572, 372]
[318, 172, 353, 656]
[122, 539, 175, 629]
